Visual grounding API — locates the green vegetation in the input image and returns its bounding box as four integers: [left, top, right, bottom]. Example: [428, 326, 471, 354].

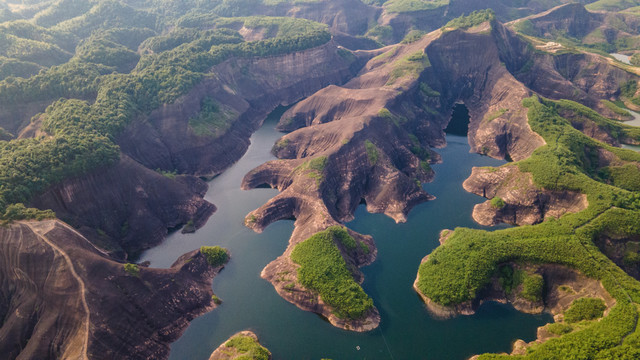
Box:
[401, 30, 425, 44]
[444, 9, 495, 30]
[490, 196, 506, 209]
[0, 57, 42, 81]
[419, 82, 440, 97]
[387, 51, 430, 84]
[124, 263, 140, 276]
[520, 273, 544, 302]
[497, 265, 521, 295]
[295, 156, 328, 185]
[212, 294, 222, 304]
[189, 97, 238, 137]
[632, 53, 640, 67]
[291, 226, 374, 319]
[223, 333, 271, 360]
[0, 5, 335, 221]
[201, 246, 229, 267]
[546, 322, 574, 335]
[587, 0, 640, 12]
[483, 108, 508, 123]
[365, 25, 393, 45]
[364, 140, 379, 165]
[602, 99, 631, 117]
[384, 0, 449, 13]
[215, 16, 328, 39]
[331, 226, 357, 250]
[417, 96, 640, 359]
[564, 297, 607, 323]
[1, 203, 55, 224]
[51, 1, 157, 38]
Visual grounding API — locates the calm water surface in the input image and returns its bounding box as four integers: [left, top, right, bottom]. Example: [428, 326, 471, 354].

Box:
[141, 109, 552, 359]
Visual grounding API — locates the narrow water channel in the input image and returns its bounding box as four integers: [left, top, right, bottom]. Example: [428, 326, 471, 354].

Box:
[140, 108, 552, 359]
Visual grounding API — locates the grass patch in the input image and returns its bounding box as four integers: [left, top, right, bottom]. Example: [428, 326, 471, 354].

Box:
[547, 322, 574, 335]
[602, 99, 631, 117]
[224, 333, 271, 360]
[294, 156, 328, 185]
[444, 9, 495, 30]
[483, 108, 508, 123]
[291, 226, 374, 319]
[364, 140, 379, 165]
[490, 196, 506, 209]
[401, 29, 425, 44]
[189, 97, 237, 137]
[387, 51, 430, 85]
[384, 0, 449, 13]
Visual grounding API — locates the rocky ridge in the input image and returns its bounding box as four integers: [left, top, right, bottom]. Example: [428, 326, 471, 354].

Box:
[241, 17, 640, 330]
[29, 41, 367, 257]
[0, 219, 226, 360]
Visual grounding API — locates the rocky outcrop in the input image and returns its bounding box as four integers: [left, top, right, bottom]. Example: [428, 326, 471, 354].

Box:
[118, 41, 365, 178]
[377, 0, 584, 44]
[0, 220, 226, 360]
[516, 3, 603, 39]
[31, 155, 215, 258]
[239, 18, 640, 331]
[31, 41, 367, 257]
[463, 165, 588, 226]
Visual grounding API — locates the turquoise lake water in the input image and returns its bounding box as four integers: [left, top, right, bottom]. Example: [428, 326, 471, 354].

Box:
[140, 108, 552, 359]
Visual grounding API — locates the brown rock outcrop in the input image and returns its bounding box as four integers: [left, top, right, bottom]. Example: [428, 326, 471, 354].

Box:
[0, 220, 226, 360]
[31, 155, 215, 257]
[463, 165, 588, 226]
[31, 41, 367, 257]
[240, 18, 640, 331]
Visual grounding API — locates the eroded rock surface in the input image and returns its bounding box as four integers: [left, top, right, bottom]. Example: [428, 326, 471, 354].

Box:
[0, 220, 225, 360]
[463, 165, 588, 226]
[242, 18, 639, 330]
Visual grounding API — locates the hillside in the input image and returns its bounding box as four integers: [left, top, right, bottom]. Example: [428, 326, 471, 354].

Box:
[2, 0, 640, 359]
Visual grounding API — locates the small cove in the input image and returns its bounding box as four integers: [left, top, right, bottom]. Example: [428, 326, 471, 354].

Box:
[140, 108, 552, 359]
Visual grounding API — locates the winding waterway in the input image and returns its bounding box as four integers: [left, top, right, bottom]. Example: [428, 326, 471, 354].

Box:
[141, 108, 552, 359]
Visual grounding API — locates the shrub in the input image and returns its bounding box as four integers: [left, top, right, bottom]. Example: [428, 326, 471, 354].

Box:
[124, 263, 139, 276]
[520, 273, 544, 302]
[201, 246, 229, 267]
[564, 297, 607, 323]
[364, 140, 379, 165]
[490, 197, 506, 209]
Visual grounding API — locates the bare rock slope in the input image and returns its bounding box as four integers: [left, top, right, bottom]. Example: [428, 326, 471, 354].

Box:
[0, 220, 226, 360]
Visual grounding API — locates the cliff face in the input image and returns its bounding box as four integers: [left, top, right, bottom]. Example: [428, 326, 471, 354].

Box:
[0, 220, 225, 360]
[518, 3, 603, 39]
[240, 19, 640, 329]
[118, 41, 363, 178]
[377, 0, 586, 43]
[31, 41, 365, 257]
[463, 165, 588, 226]
[31, 155, 215, 257]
